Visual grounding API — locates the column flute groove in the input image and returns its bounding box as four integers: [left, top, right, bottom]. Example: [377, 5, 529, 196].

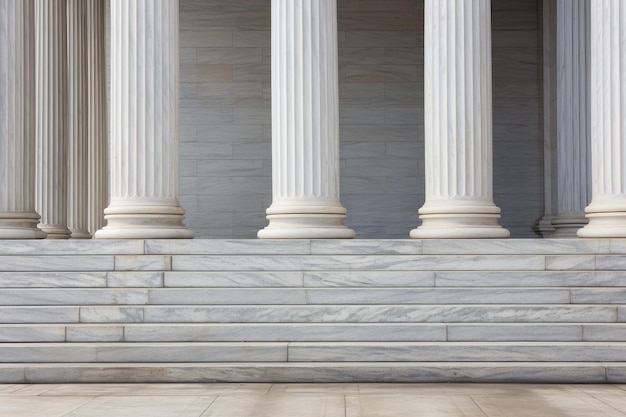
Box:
[95, 0, 193, 239]
[259, 0, 354, 239]
[411, 0, 509, 239]
[86, 0, 107, 235]
[67, 0, 90, 239]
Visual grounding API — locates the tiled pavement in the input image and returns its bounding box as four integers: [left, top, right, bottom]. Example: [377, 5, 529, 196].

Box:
[0, 383, 624, 416]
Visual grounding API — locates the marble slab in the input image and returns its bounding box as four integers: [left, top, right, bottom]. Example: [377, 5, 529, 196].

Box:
[123, 323, 447, 342]
[545, 255, 596, 271]
[607, 364, 626, 383]
[115, 256, 171, 271]
[0, 256, 114, 272]
[148, 288, 307, 305]
[145, 239, 311, 255]
[287, 342, 626, 362]
[595, 255, 626, 270]
[66, 326, 125, 342]
[164, 271, 303, 288]
[303, 271, 435, 287]
[0, 307, 79, 324]
[95, 342, 287, 362]
[79, 307, 144, 323]
[309, 240, 422, 255]
[609, 239, 626, 254]
[0, 367, 25, 383]
[139, 305, 617, 324]
[0, 289, 148, 306]
[583, 325, 626, 341]
[304, 288, 570, 305]
[171, 255, 546, 271]
[434, 271, 626, 287]
[447, 324, 583, 342]
[0, 240, 144, 255]
[17, 362, 608, 384]
[0, 272, 106, 288]
[0, 325, 66, 342]
[421, 239, 610, 254]
[0, 344, 98, 362]
[106, 272, 164, 288]
[571, 289, 626, 304]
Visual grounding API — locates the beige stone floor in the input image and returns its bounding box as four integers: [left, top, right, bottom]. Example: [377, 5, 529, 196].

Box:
[0, 383, 624, 416]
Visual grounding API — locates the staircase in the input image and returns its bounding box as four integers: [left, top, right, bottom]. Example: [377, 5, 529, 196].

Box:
[0, 238, 625, 383]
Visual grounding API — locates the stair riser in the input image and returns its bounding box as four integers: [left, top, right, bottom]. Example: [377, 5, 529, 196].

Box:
[0, 324, 625, 342]
[9, 254, 626, 272]
[1, 344, 626, 363]
[0, 363, 619, 384]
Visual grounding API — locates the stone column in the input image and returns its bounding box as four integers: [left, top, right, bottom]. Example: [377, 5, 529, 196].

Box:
[551, 0, 591, 237]
[35, 0, 71, 238]
[579, 1, 626, 237]
[67, 0, 90, 239]
[258, 0, 354, 239]
[86, 0, 107, 236]
[0, 0, 46, 239]
[411, 0, 509, 238]
[95, 0, 193, 239]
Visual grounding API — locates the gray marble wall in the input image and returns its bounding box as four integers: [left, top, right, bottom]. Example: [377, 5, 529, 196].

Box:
[175, 0, 542, 238]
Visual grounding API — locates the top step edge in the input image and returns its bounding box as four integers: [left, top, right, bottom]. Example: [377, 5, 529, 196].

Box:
[0, 239, 624, 256]
[145, 239, 618, 255]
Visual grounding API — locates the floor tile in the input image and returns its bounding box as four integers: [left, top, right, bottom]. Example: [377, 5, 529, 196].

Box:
[65, 395, 217, 417]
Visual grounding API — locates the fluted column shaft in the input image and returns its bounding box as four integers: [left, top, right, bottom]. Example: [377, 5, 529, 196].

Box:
[95, 0, 193, 239]
[579, 0, 626, 237]
[551, 0, 592, 237]
[0, 0, 46, 239]
[67, 0, 90, 239]
[411, 0, 509, 238]
[258, 0, 354, 239]
[86, 0, 107, 235]
[35, 0, 70, 238]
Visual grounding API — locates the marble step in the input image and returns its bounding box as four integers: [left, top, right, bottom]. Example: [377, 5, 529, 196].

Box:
[2, 287, 625, 305]
[2, 323, 626, 343]
[0, 304, 621, 324]
[1, 238, 623, 256]
[3, 253, 626, 272]
[3, 271, 626, 289]
[0, 342, 626, 363]
[1, 361, 624, 384]
[77, 304, 624, 324]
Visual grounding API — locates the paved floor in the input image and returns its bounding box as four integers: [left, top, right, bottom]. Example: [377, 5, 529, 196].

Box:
[0, 383, 624, 416]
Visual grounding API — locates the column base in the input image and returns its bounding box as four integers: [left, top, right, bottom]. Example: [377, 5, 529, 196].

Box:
[70, 229, 92, 239]
[551, 214, 587, 238]
[94, 203, 194, 239]
[0, 213, 47, 239]
[39, 225, 72, 239]
[410, 200, 510, 239]
[578, 199, 626, 238]
[533, 215, 556, 237]
[258, 202, 355, 239]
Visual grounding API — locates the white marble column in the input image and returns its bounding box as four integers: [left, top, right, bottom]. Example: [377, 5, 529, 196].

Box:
[0, 0, 46, 239]
[578, 0, 626, 237]
[86, 0, 107, 236]
[67, 0, 90, 239]
[95, 0, 193, 239]
[411, 0, 509, 239]
[258, 0, 354, 239]
[35, 0, 71, 239]
[551, 0, 592, 237]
